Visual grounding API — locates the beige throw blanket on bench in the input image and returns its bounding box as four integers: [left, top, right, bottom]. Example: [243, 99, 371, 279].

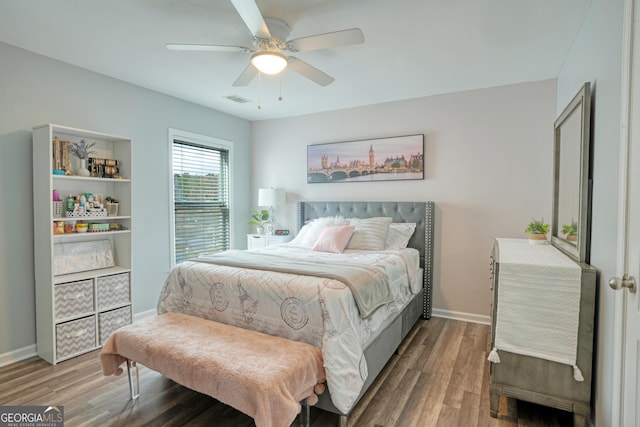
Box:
[196, 249, 392, 319]
[101, 313, 326, 427]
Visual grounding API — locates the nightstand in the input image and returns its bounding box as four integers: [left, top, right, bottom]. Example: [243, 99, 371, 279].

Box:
[247, 234, 292, 249]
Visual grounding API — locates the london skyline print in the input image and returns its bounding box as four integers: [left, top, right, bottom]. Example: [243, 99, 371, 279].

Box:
[307, 134, 424, 183]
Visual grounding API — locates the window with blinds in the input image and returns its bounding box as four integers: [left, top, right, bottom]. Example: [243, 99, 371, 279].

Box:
[172, 138, 230, 264]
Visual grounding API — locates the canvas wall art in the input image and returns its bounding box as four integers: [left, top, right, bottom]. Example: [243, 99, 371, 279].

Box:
[307, 134, 424, 184]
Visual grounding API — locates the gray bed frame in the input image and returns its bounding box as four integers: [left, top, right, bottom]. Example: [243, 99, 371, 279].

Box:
[296, 201, 435, 424]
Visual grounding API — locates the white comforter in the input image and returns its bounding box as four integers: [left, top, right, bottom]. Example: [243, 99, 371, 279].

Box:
[157, 245, 420, 413]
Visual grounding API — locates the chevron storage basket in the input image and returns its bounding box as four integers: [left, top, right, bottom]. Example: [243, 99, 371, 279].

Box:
[99, 306, 132, 345]
[56, 315, 96, 360]
[97, 273, 130, 310]
[54, 279, 94, 321]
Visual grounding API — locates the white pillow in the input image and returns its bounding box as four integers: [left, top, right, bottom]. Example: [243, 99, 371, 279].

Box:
[290, 216, 349, 247]
[311, 225, 355, 253]
[346, 217, 393, 251]
[384, 223, 417, 250]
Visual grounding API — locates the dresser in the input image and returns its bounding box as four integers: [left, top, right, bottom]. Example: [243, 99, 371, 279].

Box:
[489, 238, 596, 427]
[247, 234, 292, 249]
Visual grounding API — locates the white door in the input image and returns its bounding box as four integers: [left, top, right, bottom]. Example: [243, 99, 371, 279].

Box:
[615, 0, 640, 425]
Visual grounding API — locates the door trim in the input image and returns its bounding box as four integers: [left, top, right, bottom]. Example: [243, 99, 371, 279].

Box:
[612, 0, 636, 425]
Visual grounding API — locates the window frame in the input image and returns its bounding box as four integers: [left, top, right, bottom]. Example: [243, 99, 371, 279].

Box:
[168, 128, 234, 268]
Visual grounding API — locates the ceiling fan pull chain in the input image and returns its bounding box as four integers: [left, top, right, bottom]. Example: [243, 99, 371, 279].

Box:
[258, 72, 262, 109]
[279, 76, 283, 101]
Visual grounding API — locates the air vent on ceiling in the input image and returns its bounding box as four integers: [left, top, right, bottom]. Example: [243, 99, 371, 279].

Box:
[224, 95, 252, 104]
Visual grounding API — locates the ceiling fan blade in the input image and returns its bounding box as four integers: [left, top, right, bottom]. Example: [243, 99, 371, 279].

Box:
[287, 28, 364, 52]
[232, 64, 259, 87]
[166, 43, 251, 53]
[230, 0, 271, 39]
[287, 57, 334, 86]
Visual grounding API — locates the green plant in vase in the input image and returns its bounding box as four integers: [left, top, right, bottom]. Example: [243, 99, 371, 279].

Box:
[525, 217, 549, 244]
[248, 209, 269, 234]
[562, 220, 578, 242]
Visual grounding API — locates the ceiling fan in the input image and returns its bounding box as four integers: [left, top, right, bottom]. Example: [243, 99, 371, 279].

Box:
[166, 0, 364, 87]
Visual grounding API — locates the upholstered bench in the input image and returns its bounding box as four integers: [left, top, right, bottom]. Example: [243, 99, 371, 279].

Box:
[100, 312, 326, 427]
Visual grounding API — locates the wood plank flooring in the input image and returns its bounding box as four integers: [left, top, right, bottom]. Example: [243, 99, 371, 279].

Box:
[0, 317, 575, 426]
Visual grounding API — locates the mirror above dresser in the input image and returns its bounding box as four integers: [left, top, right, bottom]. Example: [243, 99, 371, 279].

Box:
[552, 82, 592, 263]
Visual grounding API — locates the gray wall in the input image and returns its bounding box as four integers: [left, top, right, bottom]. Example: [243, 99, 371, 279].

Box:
[0, 42, 252, 356]
[251, 79, 557, 322]
[556, 0, 624, 425]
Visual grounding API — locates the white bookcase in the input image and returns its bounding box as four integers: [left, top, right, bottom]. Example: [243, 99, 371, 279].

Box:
[32, 124, 133, 364]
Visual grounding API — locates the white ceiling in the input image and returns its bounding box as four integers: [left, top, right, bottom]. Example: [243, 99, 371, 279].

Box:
[0, 0, 592, 121]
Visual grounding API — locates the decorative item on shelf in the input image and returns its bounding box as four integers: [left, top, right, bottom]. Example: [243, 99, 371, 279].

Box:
[248, 209, 269, 235]
[53, 221, 65, 235]
[105, 197, 119, 216]
[52, 201, 63, 218]
[52, 190, 63, 218]
[258, 187, 285, 235]
[274, 229, 289, 236]
[88, 157, 121, 178]
[525, 217, 550, 244]
[52, 137, 70, 175]
[75, 223, 88, 233]
[69, 138, 96, 177]
[562, 220, 578, 242]
[89, 223, 110, 232]
[64, 192, 108, 217]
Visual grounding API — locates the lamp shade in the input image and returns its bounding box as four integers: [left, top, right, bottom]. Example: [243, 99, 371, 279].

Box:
[258, 188, 285, 207]
[251, 51, 288, 75]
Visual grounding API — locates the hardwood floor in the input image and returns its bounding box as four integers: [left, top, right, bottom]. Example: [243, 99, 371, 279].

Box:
[0, 317, 575, 426]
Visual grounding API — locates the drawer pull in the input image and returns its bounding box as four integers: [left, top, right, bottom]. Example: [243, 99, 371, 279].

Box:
[66, 328, 88, 339]
[63, 291, 86, 300]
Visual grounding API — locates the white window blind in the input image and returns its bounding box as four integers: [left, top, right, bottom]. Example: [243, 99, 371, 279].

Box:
[172, 139, 229, 264]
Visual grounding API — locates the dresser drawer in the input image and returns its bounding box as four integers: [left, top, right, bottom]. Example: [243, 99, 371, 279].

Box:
[99, 306, 132, 345]
[54, 279, 94, 321]
[97, 273, 130, 309]
[56, 315, 96, 360]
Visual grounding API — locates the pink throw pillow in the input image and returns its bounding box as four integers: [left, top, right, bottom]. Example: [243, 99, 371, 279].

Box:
[311, 225, 356, 253]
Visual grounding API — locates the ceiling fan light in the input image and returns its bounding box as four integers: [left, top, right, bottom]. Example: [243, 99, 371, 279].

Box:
[251, 51, 287, 75]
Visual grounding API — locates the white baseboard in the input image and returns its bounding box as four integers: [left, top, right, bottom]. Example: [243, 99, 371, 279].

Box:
[133, 308, 157, 322]
[0, 344, 36, 368]
[431, 308, 491, 325]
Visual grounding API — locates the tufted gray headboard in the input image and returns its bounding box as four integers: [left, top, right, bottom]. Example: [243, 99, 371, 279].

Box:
[297, 201, 435, 318]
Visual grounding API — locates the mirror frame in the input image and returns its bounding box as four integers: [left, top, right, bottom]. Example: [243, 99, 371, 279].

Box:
[551, 82, 592, 263]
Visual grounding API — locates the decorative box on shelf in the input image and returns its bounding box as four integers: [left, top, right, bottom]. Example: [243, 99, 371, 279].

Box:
[66, 209, 107, 218]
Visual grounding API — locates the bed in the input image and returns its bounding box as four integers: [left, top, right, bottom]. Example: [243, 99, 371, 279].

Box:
[157, 200, 435, 422]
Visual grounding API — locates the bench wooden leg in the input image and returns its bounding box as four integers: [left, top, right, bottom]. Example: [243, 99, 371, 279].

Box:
[299, 401, 310, 427]
[126, 360, 140, 400]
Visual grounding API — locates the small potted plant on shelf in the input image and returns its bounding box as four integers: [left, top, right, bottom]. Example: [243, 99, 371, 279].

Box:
[248, 209, 269, 235]
[525, 217, 549, 244]
[562, 220, 578, 242]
